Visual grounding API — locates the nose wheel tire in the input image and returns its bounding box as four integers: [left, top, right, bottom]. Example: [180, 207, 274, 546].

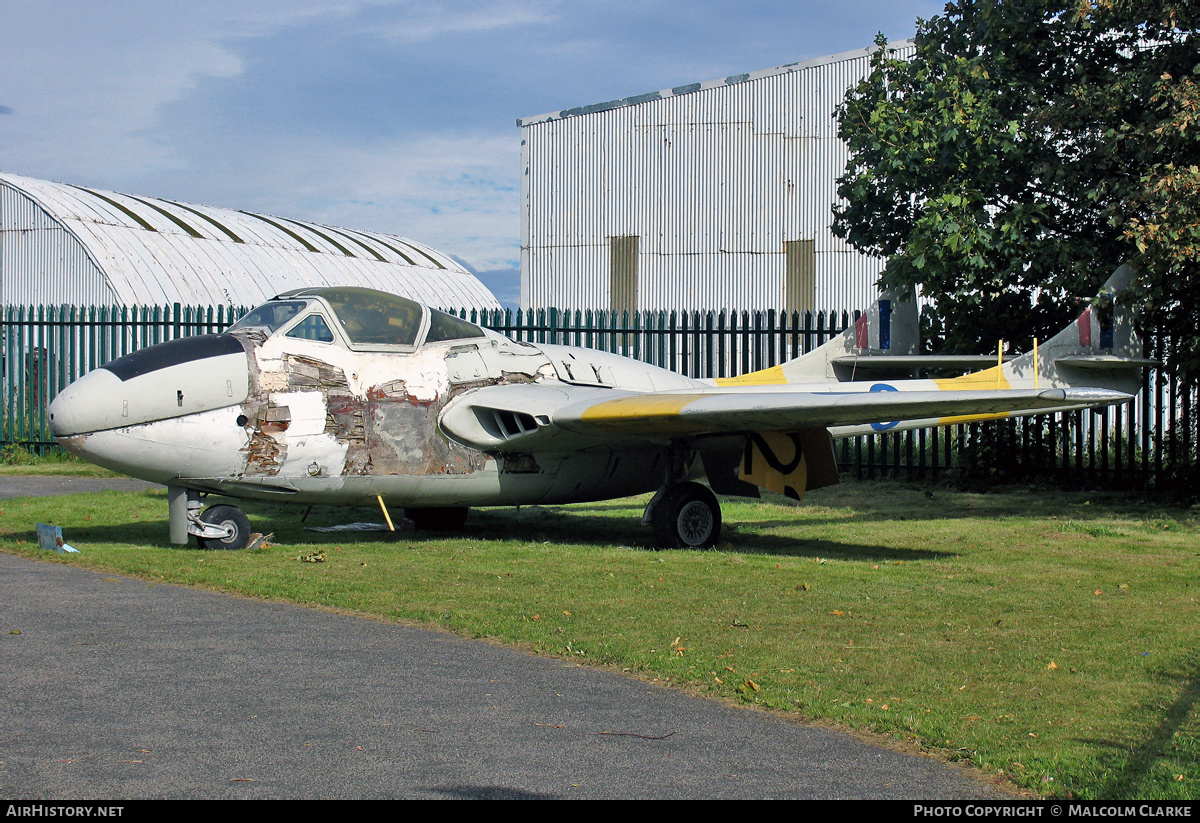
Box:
[652, 482, 721, 549]
[197, 504, 252, 550]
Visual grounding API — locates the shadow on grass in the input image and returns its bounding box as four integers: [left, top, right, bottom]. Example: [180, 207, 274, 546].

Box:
[265, 499, 958, 560]
[1074, 653, 1200, 799]
[798, 482, 1186, 523]
[6, 496, 957, 562]
[4, 479, 1186, 563]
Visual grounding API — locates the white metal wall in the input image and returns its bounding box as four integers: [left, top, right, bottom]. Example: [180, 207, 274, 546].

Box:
[519, 44, 914, 313]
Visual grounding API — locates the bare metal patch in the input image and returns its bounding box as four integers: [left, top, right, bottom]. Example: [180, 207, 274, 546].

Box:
[339, 387, 487, 477]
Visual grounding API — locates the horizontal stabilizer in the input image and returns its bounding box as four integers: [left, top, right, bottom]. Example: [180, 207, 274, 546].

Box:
[831, 354, 1014, 372]
[1054, 355, 1160, 370]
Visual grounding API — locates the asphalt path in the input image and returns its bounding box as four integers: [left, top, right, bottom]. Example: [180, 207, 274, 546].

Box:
[0, 476, 157, 499]
[0, 479, 1017, 800]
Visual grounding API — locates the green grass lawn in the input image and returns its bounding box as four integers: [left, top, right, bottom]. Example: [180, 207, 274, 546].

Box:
[0, 448, 124, 476]
[1, 477, 1196, 800]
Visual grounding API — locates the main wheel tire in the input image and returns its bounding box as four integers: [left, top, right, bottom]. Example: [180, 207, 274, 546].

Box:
[196, 504, 252, 550]
[652, 482, 721, 549]
[405, 507, 469, 531]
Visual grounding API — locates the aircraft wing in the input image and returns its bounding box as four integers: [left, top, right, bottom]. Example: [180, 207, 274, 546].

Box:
[438, 383, 1131, 452]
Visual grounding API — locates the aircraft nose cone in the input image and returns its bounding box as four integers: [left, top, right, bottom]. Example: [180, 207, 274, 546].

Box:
[49, 334, 252, 438]
[49, 369, 124, 438]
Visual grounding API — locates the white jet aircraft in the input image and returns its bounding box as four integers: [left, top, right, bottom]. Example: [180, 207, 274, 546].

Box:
[48, 266, 1147, 550]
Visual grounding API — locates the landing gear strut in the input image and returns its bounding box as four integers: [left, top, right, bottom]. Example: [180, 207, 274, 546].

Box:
[650, 481, 722, 549]
[168, 486, 254, 550]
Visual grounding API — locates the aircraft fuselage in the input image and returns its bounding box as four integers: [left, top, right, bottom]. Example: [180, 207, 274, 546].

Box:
[50, 319, 699, 509]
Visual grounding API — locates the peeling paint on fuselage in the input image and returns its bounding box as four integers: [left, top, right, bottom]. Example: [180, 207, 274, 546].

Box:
[238, 332, 500, 486]
[235, 331, 711, 506]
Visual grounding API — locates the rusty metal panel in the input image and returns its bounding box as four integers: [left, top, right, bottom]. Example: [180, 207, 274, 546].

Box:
[609, 235, 639, 312]
[519, 43, 914, 313]
[785, 240, 817, 313]
[0, 172, 499, 311]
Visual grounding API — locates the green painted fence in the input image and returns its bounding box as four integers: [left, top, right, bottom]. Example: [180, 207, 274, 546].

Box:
[3, 304, 244, 454]
[3, 303, 1195, 488]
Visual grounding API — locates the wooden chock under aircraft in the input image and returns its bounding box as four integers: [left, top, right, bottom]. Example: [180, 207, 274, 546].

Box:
[48, 265, 1150, 549]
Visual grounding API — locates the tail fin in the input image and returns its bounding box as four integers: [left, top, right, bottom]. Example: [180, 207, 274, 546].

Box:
[715, 288, 921, 385]
[939, 263, 1152, 396]
[717, 264, 1150, 392]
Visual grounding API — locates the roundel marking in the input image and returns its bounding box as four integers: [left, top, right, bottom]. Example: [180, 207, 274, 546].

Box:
[869, 383, 900, 431]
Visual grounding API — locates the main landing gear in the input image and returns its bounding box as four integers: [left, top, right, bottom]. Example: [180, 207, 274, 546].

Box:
[644, 443, 724, 549]
[647, 481, 722, 550]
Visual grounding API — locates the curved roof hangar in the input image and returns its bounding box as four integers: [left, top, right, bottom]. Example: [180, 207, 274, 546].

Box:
[0, 172, 499, 311]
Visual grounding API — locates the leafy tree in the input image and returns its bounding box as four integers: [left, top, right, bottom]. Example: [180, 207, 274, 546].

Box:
[833, 0, 1200, 380]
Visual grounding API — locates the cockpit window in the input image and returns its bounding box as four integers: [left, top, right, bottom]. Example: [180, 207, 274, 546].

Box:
[425, 309, 486, 343]
[286, 314, 335, 343]
[229, 301, 308, 333]
[319, 287, 424, 347]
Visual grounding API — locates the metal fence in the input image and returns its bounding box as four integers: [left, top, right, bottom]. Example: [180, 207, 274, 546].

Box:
[4, 303, 1196, 488]
[3, 304, 244, 453]
[464, 305, 857, 378]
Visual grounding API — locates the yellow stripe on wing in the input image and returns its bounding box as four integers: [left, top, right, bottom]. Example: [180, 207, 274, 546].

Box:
[578, 393, 711, 433]
[936, 411, 1013, 426]
[715, 365, 787, 386]
[934, 365, 1011, 392]
[934, 365, 1012, 425]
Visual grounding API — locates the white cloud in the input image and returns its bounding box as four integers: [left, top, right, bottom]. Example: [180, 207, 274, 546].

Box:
[0, 0, 938, 299]
[368, 0, 558, 43]
[0, 1, 382, 181]
[306, 132, 523, 273]
[159, 129, 522, 273]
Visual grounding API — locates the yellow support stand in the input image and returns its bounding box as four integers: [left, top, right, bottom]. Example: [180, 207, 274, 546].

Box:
[376, 494, 396, 532]
[1033, 338, 1039, 389]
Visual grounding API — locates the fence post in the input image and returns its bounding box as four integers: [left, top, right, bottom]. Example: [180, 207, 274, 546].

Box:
[714, 310, 726, 379]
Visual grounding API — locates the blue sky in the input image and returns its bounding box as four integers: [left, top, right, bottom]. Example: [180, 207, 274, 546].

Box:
[0, 1, 945, 305]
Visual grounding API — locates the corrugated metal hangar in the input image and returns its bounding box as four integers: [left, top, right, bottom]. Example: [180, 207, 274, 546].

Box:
[0, 172, 499, 311]
[518, 43, 914, 313]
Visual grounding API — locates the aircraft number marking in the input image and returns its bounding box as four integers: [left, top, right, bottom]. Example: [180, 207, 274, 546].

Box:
[742, 432, 805, 476]
[741, 432, 807, 500]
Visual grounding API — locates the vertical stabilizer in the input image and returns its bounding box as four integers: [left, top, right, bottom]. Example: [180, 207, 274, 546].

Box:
[938, 264, 1150, 396]
[715, 289, 921, 385]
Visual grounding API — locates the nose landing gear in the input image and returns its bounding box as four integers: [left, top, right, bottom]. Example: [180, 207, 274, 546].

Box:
[168, 486, 254, 550]
[196, 504, 253, 550]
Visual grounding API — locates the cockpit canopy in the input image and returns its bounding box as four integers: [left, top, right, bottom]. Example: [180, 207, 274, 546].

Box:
[228, 286, 486, 351]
